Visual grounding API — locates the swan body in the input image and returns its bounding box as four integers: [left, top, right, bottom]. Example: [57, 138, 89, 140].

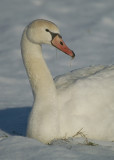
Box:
[21, 19, 114, 144]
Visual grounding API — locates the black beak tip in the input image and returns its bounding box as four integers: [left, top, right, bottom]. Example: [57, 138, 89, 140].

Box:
[72, 50, 75, 58]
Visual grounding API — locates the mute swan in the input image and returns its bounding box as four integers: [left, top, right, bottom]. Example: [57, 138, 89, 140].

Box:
[21, 19, 114, 144]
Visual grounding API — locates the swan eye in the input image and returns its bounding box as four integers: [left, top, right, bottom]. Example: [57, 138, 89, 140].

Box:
[45, 29, 49, 32]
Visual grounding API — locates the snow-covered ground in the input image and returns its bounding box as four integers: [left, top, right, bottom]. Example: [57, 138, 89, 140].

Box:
[0, 0, 114, 159]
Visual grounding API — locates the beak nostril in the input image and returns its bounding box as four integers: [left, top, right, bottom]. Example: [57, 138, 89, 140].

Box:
[60, 41, 63, 45]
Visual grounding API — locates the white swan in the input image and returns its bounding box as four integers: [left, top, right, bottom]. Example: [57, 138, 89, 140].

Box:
[21, 19, 114, 144]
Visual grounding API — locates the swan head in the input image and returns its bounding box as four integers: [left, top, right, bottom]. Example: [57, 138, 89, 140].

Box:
[26, 19, 75, 58]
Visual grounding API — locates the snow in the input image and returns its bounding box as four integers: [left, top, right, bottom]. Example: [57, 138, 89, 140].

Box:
[0, 136, 114, 160]
[0, 0, 114, 159]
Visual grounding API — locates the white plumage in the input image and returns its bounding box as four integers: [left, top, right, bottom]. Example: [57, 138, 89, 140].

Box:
[21, 19, 114, 144]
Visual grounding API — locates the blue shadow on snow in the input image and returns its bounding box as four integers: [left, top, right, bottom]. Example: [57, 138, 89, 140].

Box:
[0, 107, 31, 136]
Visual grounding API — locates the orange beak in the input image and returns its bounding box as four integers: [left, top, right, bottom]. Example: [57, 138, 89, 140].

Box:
[51, 35, 75, 58]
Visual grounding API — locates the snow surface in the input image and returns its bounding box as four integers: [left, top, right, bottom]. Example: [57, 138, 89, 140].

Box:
[0, 0, 114, 159]
[0, 135, 114, 160]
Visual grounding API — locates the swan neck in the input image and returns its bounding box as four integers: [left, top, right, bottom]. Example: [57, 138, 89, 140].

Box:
[21, 28, 57, 104]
